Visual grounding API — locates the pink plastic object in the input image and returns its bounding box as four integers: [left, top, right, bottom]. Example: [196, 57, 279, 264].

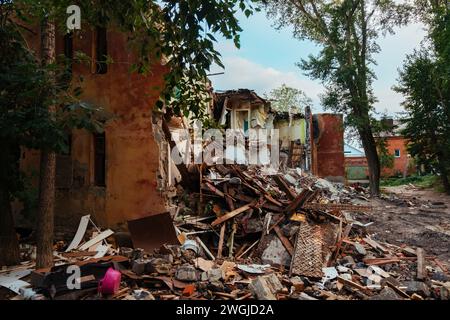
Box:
[98, 267, 121, 295]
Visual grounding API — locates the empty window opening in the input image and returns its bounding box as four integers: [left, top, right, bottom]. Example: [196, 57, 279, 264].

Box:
[394, 149, 401, 158]
[96, 27, 108, 74]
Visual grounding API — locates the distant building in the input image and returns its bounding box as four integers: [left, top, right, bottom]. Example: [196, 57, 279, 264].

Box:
[376, 119, 415, 178]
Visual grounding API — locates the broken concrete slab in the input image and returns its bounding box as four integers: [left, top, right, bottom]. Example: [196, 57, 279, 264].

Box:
[175, 265, 198, 282]
[261, 236, 291, 267]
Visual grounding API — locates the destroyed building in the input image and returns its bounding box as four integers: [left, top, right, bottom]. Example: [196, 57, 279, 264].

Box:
[211, 89, 345, 181]
[1, 3, 448, 305]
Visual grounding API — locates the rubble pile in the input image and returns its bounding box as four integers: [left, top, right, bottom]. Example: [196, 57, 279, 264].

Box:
[1, 164, 449, 300]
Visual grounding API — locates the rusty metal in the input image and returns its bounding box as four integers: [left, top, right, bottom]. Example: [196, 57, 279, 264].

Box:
[290, 223, 323, 278]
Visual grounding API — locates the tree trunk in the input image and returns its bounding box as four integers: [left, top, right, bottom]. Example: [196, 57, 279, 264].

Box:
[0, 141, 20, 266]
[359, 127, 380, 196]
[36, 17, 56, 269]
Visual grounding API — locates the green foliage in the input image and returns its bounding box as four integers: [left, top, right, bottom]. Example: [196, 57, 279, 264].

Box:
[394, 1, 450, 192]
[263, 0, 409, 128]
[394, 50, 450, 167]
[377, 139, 394, 170]
[262, 0, 410, 194]
[264, 84, 312, 114]
[0, 2, 106, 210]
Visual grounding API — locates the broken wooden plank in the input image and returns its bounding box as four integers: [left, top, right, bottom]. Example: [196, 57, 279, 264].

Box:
[203, 182, 225, 198]
[236, 240, 259, 259]
[416, 247, 426, 280]
[217, 224, 226, 259]
[363, 237, 389, 254]
[223, 184, 235, 211]
[337, 276, 372, 295]
[273, 225, 294, 256]
[211, 202, 255, 227]
[285, 189, 316, 214]
[195, 236, 215, 260]
[78, 229, 114, 251]
[433, 258, 448, 273]
[234, 194, 283, 212]
[272, 175, 297, 200]
[303, 203, 372, 212]
[66, 215, 91, 252]
[61, 251, 97, 258]
[385, 280, 411, 299]
[363, 258, 401, 266]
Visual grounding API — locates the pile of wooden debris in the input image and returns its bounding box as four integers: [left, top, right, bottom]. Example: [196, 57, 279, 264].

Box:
[1, 164, 449, 300]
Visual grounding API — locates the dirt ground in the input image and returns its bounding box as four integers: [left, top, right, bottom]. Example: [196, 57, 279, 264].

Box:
[355, 185, 450, 266]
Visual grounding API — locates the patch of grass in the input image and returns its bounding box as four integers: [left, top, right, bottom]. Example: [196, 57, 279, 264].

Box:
[381, 174, 441, 189]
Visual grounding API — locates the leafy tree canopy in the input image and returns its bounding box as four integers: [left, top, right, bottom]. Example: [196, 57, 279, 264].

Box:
[264, 84, 312, 114]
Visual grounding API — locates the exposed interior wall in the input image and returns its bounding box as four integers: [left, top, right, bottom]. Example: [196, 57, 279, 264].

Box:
[274, 118, 306, 149]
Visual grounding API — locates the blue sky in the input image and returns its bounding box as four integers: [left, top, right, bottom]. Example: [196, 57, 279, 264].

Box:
[209, 11, 427, 116]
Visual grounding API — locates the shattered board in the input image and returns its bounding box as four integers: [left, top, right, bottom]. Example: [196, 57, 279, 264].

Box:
[290, 222, 324, 278]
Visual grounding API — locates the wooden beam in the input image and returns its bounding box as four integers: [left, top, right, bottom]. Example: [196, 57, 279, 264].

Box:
[78, 229, 113, 251]
[416, 247, 426, 280]
[211, 202, 255, 227]
[273, 175, 297, 200]
[337, 276, 372, 295]
[217, 224, 226, 259]
[273, 225, 294, 256]
[236, 240, 259, 259]
[303, 203, 372, 212]
[385, 280, 411, 299]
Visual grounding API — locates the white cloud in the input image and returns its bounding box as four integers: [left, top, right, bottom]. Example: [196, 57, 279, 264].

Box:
[210, 56, 324, 110]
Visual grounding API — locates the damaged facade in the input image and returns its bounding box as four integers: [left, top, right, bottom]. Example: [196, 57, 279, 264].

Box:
[211, 89, 345, 181]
